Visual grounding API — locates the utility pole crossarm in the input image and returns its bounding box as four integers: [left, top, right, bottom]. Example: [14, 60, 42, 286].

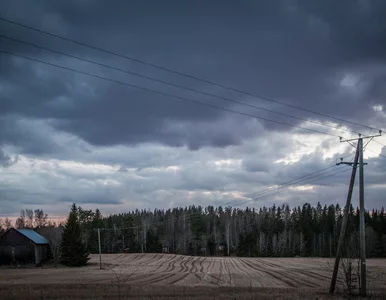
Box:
[336, 162, 367, 166]
[340, 131, 382, 143]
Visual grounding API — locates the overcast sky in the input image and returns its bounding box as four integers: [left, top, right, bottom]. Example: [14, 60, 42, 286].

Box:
[1, 0, 385, 219]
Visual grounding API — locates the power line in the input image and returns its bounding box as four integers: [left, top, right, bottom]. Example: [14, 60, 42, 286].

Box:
[242, 165, 341, 199]
[98, 163, 353, 230]
[98, 165, 352, 231]
[242, 165, 336, 199]
[243, 166, 347, 200]
[1, 152, 380, 228]
[233, 167, 351, 208]
[0, 34, 360, 136]
[0, 49, 340, 138]
[241, 152, 356, 200]
[363, 138, 374, 150]
[0, 16, 380, 132]
[359, 137, 386, 159]
[374, 140, 386, 148]
[79, 160, 353, 231]
[366, 147, 386, 159]
[1, 160, 358, 230]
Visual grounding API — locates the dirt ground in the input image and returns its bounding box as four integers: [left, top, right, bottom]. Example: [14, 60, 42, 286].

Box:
[1, 254, 385, 299]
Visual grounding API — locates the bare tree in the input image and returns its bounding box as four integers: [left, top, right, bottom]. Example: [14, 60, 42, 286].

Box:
[49, 228, 63, 266]
[337, 233, 360, 295]
[15, 209, 26, 229]
[4, 217, 12, 230]
[0, 218, 4, 233]
[34, 209, 48, 228]
[25, 209, 34, 228]
[339, 256, 360, 295]
[107, 264, 139, 300]
[37, 227, 63, 266]
[221, 207, 232, 256]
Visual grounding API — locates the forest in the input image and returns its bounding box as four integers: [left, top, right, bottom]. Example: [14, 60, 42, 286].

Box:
[1, 202, 385, 258]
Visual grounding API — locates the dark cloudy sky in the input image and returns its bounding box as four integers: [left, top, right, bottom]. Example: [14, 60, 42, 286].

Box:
[0, 0, 385, 219]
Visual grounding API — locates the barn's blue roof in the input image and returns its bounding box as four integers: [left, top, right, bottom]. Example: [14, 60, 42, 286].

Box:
[16, 229, 49, 244]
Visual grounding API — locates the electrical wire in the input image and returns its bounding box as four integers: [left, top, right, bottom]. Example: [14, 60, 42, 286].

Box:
[3, 161, 360, 231]
[0, 49, 341, 138]
[233, 167, 351, 208]
[242, 152, 356, 200]
[0, 16, 380, 132]
[0, 34, 362, 137]
[241, 165, 335, 199]
[373, 140, 386, 148]
[366, 148, 386, 159]
[243, 166, 349, 200]
[242, 165, 344, 200]
[363, 138, 374, 150]
[98, 164, 352, 230]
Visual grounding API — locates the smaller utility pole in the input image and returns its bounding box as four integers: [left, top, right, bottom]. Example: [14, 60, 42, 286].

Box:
[98, 228, 102, 270]
[142, 223, 147, 253]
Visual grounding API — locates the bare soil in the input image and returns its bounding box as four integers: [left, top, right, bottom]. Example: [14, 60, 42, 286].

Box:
[1, 254, 385, 299]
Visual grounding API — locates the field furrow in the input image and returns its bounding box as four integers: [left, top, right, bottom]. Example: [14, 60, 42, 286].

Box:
[0, 253, 385, 293]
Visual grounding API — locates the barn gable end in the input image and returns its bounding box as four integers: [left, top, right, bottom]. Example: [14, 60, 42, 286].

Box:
[0, 228, 49, 265]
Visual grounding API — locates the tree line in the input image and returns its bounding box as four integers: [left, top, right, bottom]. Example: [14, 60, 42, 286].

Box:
[1, 202, 385, 258]
[75, 203, 386, 258]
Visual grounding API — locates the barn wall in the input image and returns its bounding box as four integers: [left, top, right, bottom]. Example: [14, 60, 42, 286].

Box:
[0, 246, 13, 264]
[0, 244, 35, 264]
[0, 229, 47, 265]
[34, 244, 48, 265]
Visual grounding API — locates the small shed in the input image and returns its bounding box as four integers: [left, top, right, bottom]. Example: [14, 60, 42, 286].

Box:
[0, 228, 49, 265]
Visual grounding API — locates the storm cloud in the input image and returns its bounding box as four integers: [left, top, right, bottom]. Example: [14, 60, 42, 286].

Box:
[0, 0, 385, 217]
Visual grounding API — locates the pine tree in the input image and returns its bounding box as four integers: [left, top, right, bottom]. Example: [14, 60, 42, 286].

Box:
[146, 228, 163, 253]
[60, 204, 90, 267]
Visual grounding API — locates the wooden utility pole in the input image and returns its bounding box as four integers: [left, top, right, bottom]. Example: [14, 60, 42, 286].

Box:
[329, 131, 382, 295]
[329, 142, 360, 294]
[359, 138, 366, 296]
[141, 223, 146, 253]
[98, 228, 102, 270]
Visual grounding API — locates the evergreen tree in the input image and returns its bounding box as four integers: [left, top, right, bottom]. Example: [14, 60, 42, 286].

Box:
[60, 204, 90, 267]
[64, 202, 385, 259]
[146, 228, 163, 253]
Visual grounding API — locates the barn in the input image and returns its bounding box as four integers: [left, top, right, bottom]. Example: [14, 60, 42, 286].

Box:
[0, 228, 49, 265]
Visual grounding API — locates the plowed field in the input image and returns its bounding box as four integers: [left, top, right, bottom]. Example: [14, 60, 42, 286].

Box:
[1, 254, 385, 299]
[1, 254, 385, 288]
[94, 254, 386, 288]
[94, 254, 333, 287]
